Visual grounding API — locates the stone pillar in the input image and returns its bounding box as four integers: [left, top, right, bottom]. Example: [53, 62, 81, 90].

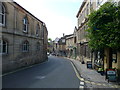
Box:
[117, 52, 120, 82]
[104, 48, 109, 70]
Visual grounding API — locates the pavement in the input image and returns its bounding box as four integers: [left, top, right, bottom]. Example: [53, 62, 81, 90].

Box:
[67, 58, 120, 88]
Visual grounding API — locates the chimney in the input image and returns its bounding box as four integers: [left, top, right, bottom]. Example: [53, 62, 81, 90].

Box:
[63, 33, 65, 37]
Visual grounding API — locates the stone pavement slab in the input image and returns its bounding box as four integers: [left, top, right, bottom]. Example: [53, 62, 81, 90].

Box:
[68, 58, 120, 88]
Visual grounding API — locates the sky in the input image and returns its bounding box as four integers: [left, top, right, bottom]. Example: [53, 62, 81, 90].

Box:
[14, 0, 83, 40]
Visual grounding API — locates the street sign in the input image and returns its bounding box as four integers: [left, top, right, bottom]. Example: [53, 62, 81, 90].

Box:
[106, 69, 117, 82]
[86, 61, 92, 69]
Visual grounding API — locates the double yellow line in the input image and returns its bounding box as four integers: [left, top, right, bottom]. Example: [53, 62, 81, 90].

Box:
[71, 62, 120, 88]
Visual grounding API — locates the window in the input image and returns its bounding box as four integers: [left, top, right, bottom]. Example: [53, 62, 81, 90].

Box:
[74, 37, 76, 43]
[0, 40, 8, 54]
[22, 41, 29, 52]
[0, 2, 5, 26]
[97, 0, 103, 6]
[36, 24, 40, 36]
[62, 39, 65, 43]
[23, 16, 28, 32]
[97, 0, 100, 6]
[86, 3, 89, 16]
[36, 42, 40, 51]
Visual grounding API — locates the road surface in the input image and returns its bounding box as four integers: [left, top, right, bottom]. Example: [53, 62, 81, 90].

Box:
[3, 56, 80, 88]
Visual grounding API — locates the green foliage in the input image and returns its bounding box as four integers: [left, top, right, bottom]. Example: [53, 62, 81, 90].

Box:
[48, 38, 52, 47]
[48, 38, 52, 42]
[87, 2, 120, 51]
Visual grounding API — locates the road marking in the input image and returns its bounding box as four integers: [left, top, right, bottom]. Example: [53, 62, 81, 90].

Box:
[71, 62, 82, 80]
[90, 82, 95, 85]
[70, 60, 120, 88]
[80, 81, 84, 85]
[85, 80, 91, 83]
[96, 83, 102, 86]
[36, 76, 46, 79]
[111, 86, 115, 88]
[79, 86, 84, 88]
[71, 62, 85, 89]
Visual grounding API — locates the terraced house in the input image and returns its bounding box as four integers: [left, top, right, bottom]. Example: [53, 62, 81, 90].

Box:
[76, 0, 91, 64]
[0, 1, 48, 73]
[76, 0, 120, 79]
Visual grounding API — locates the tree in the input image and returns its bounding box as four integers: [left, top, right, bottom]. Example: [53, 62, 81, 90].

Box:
[48, 38, 52, 42]
[87, 2, 120, 51]
[48, 38, 53, 53]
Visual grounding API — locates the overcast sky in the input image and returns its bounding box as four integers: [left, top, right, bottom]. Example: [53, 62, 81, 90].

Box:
[14, 0, 83, 40]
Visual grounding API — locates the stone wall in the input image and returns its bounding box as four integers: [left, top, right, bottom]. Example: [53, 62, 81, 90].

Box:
[1, 2, 48, 73]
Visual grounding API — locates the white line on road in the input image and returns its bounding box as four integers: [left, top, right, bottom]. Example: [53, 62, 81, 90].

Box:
[36, 76, 46, 79]
[79, 86, 84, 88]
[80, 81, 84, 85]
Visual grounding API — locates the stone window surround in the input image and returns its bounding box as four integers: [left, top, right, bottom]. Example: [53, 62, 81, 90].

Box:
[0, 39, 8, 54]
[36, 24, 40, 36]
[22, 40, 29, 52]
[23, 16, 29, 33]
[0, 2, 6, 26]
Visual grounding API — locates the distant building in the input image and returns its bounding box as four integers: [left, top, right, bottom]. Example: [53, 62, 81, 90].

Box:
[53, 37, 60, 55]
[58, 36, 66, 56]
[66, 34, 75, 58]
[58, 34, 73, 57]
[0, 1, 48, 73]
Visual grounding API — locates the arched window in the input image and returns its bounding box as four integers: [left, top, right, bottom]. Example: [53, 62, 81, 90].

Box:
[36, 24, 40, 36]
[0, 2, 5, 26]
[0, 40, 8, 54]
[22, 41, 29, 52]
[23, 16, 28, 32]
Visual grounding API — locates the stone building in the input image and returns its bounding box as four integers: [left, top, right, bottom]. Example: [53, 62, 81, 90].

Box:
[76, 0, 91, 64]
[0, 1, 48, 73]
[66, 34, 75, 58]
[56, 34, 74, 57]
[58, 35, 66, 57]
[53, 37, 60, 55]
[76, 0, 120, 79]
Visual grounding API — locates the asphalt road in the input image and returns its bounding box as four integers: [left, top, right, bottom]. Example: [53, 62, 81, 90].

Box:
[2, 56, 80, 88]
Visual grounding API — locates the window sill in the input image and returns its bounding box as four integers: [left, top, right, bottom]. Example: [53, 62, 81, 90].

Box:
[0, 53, 8, 56]
[23, 30, 28, 33]
[22, 51, 29, 53]
[36, 34, 39, 37]
[0, 24, 5, 27]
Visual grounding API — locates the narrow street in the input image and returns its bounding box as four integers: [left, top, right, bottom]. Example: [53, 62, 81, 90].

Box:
[1, 0, 120, 89]
[3, 56, 80, 88]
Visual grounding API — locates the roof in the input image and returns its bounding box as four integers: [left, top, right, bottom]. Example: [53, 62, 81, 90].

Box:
[76, 0, 87, 18]
[66, 34, 74, 40]
[54, 37, 60, 43]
